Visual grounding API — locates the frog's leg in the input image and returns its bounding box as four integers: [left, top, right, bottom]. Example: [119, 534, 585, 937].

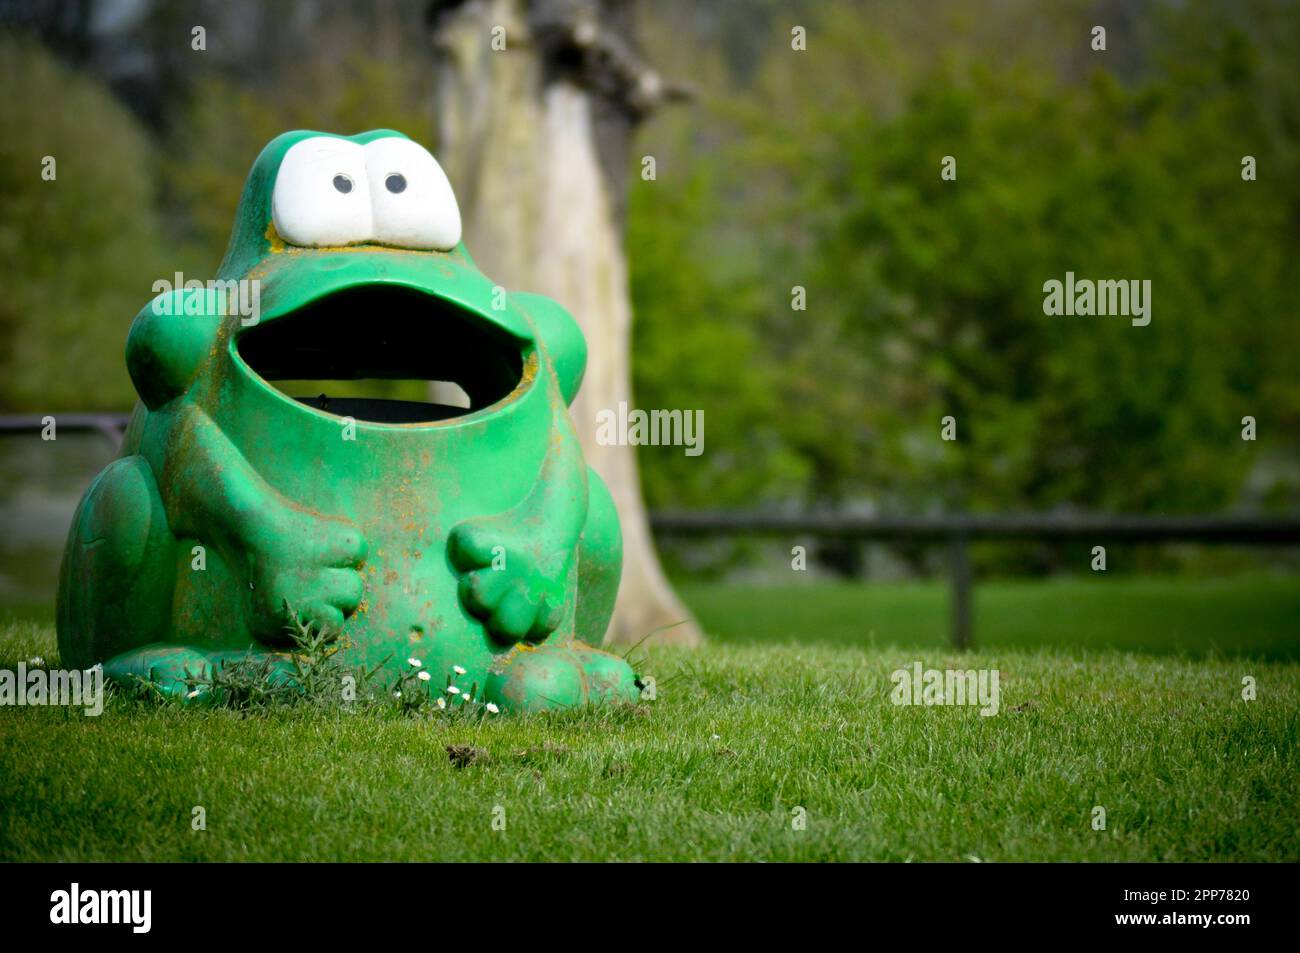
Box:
[57, 452, 176, 671]
[52, 448, 291, 699]
[463, 461, 641, 711]
[471, 454, 639, 711]
[574, 465, 621, 646]
[456, 293, 640, 711]
[56, 444, 345, 698]
[479, 466, 639, 712]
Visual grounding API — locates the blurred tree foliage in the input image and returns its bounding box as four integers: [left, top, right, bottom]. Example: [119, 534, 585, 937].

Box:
[0, 1, 432, 411]
[0, 33, 170, 409]
[1, 0, 1296, 529]
[630, 0, 1300, 517]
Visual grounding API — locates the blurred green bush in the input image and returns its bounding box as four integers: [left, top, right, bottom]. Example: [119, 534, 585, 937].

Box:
[2, 0, 1297, 540]
[630, 0, 1300, 521]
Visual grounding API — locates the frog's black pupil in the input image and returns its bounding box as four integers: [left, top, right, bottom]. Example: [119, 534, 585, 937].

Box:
[333, 174, 353, 194]
[386, 173, 407, 194]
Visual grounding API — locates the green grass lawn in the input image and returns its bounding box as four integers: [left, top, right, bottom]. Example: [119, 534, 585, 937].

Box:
[1, 575, 1297, 862]
[680, 573, 1300, 659]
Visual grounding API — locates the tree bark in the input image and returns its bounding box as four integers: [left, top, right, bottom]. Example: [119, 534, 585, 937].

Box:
[430, 0, 701, 647]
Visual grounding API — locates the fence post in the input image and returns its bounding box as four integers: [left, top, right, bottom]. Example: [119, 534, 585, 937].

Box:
[950, 533, 972, 651]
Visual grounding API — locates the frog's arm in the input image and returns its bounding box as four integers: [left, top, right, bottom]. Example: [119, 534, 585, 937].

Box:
[126, 289, 266, 554]
[447, 293, 591, 643]
[125, 291, 367, 642]
[125, 290, 224, 410]
[514, 292, 586, 406]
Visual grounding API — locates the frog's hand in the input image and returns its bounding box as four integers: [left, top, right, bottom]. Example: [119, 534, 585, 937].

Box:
[449, 517, 574, 643]
[103, 644, 300, 704]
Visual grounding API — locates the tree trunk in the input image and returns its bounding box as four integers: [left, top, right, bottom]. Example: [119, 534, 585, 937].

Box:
[430, 0, 701, 647]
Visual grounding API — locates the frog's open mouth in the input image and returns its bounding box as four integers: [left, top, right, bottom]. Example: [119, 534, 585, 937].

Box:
[236, 284, 527, 424]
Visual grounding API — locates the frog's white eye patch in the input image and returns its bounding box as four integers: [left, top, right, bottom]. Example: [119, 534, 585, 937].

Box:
[272, 137, 373, 247]
[365, 138, 462, 251]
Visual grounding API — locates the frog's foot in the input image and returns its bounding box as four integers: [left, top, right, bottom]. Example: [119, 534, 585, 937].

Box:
[448, 520, 570, 645]
[483, 640, 641, 713]
[103, 644, 299, 704]
[246, 509, 368, 643]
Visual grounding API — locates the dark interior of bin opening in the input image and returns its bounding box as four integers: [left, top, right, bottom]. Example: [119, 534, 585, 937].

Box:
[236, 285, 525, 423]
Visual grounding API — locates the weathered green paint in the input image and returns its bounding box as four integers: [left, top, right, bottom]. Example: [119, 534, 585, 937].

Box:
[56, 130, 639, 712]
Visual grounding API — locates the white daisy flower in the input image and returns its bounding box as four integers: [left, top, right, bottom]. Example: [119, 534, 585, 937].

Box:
[407, 657, 422, 667]
[187, 690, 201, 699]
[447, 685, 460, 695]
[28, 656, 45, 667]
[453, 665, 467, 675]
[394, 690, 402, 698]
[485, 703, 500, 714]
[417, 671, 431, 682]
[436, 697, 447, 709]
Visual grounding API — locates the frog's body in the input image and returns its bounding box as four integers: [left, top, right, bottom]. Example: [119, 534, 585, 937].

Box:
[56, 129, 636, 711]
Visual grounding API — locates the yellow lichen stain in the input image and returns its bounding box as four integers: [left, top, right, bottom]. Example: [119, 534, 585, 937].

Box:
[520, 355, 539, 386]
[268, 242, 437, 260]
[263, 222, 286, 255]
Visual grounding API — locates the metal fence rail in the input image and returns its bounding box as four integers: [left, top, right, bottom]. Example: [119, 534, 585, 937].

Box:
[0, 413, 130, 450]
[650, 510, 1300, 649]
[4, 415, 1296, 649]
